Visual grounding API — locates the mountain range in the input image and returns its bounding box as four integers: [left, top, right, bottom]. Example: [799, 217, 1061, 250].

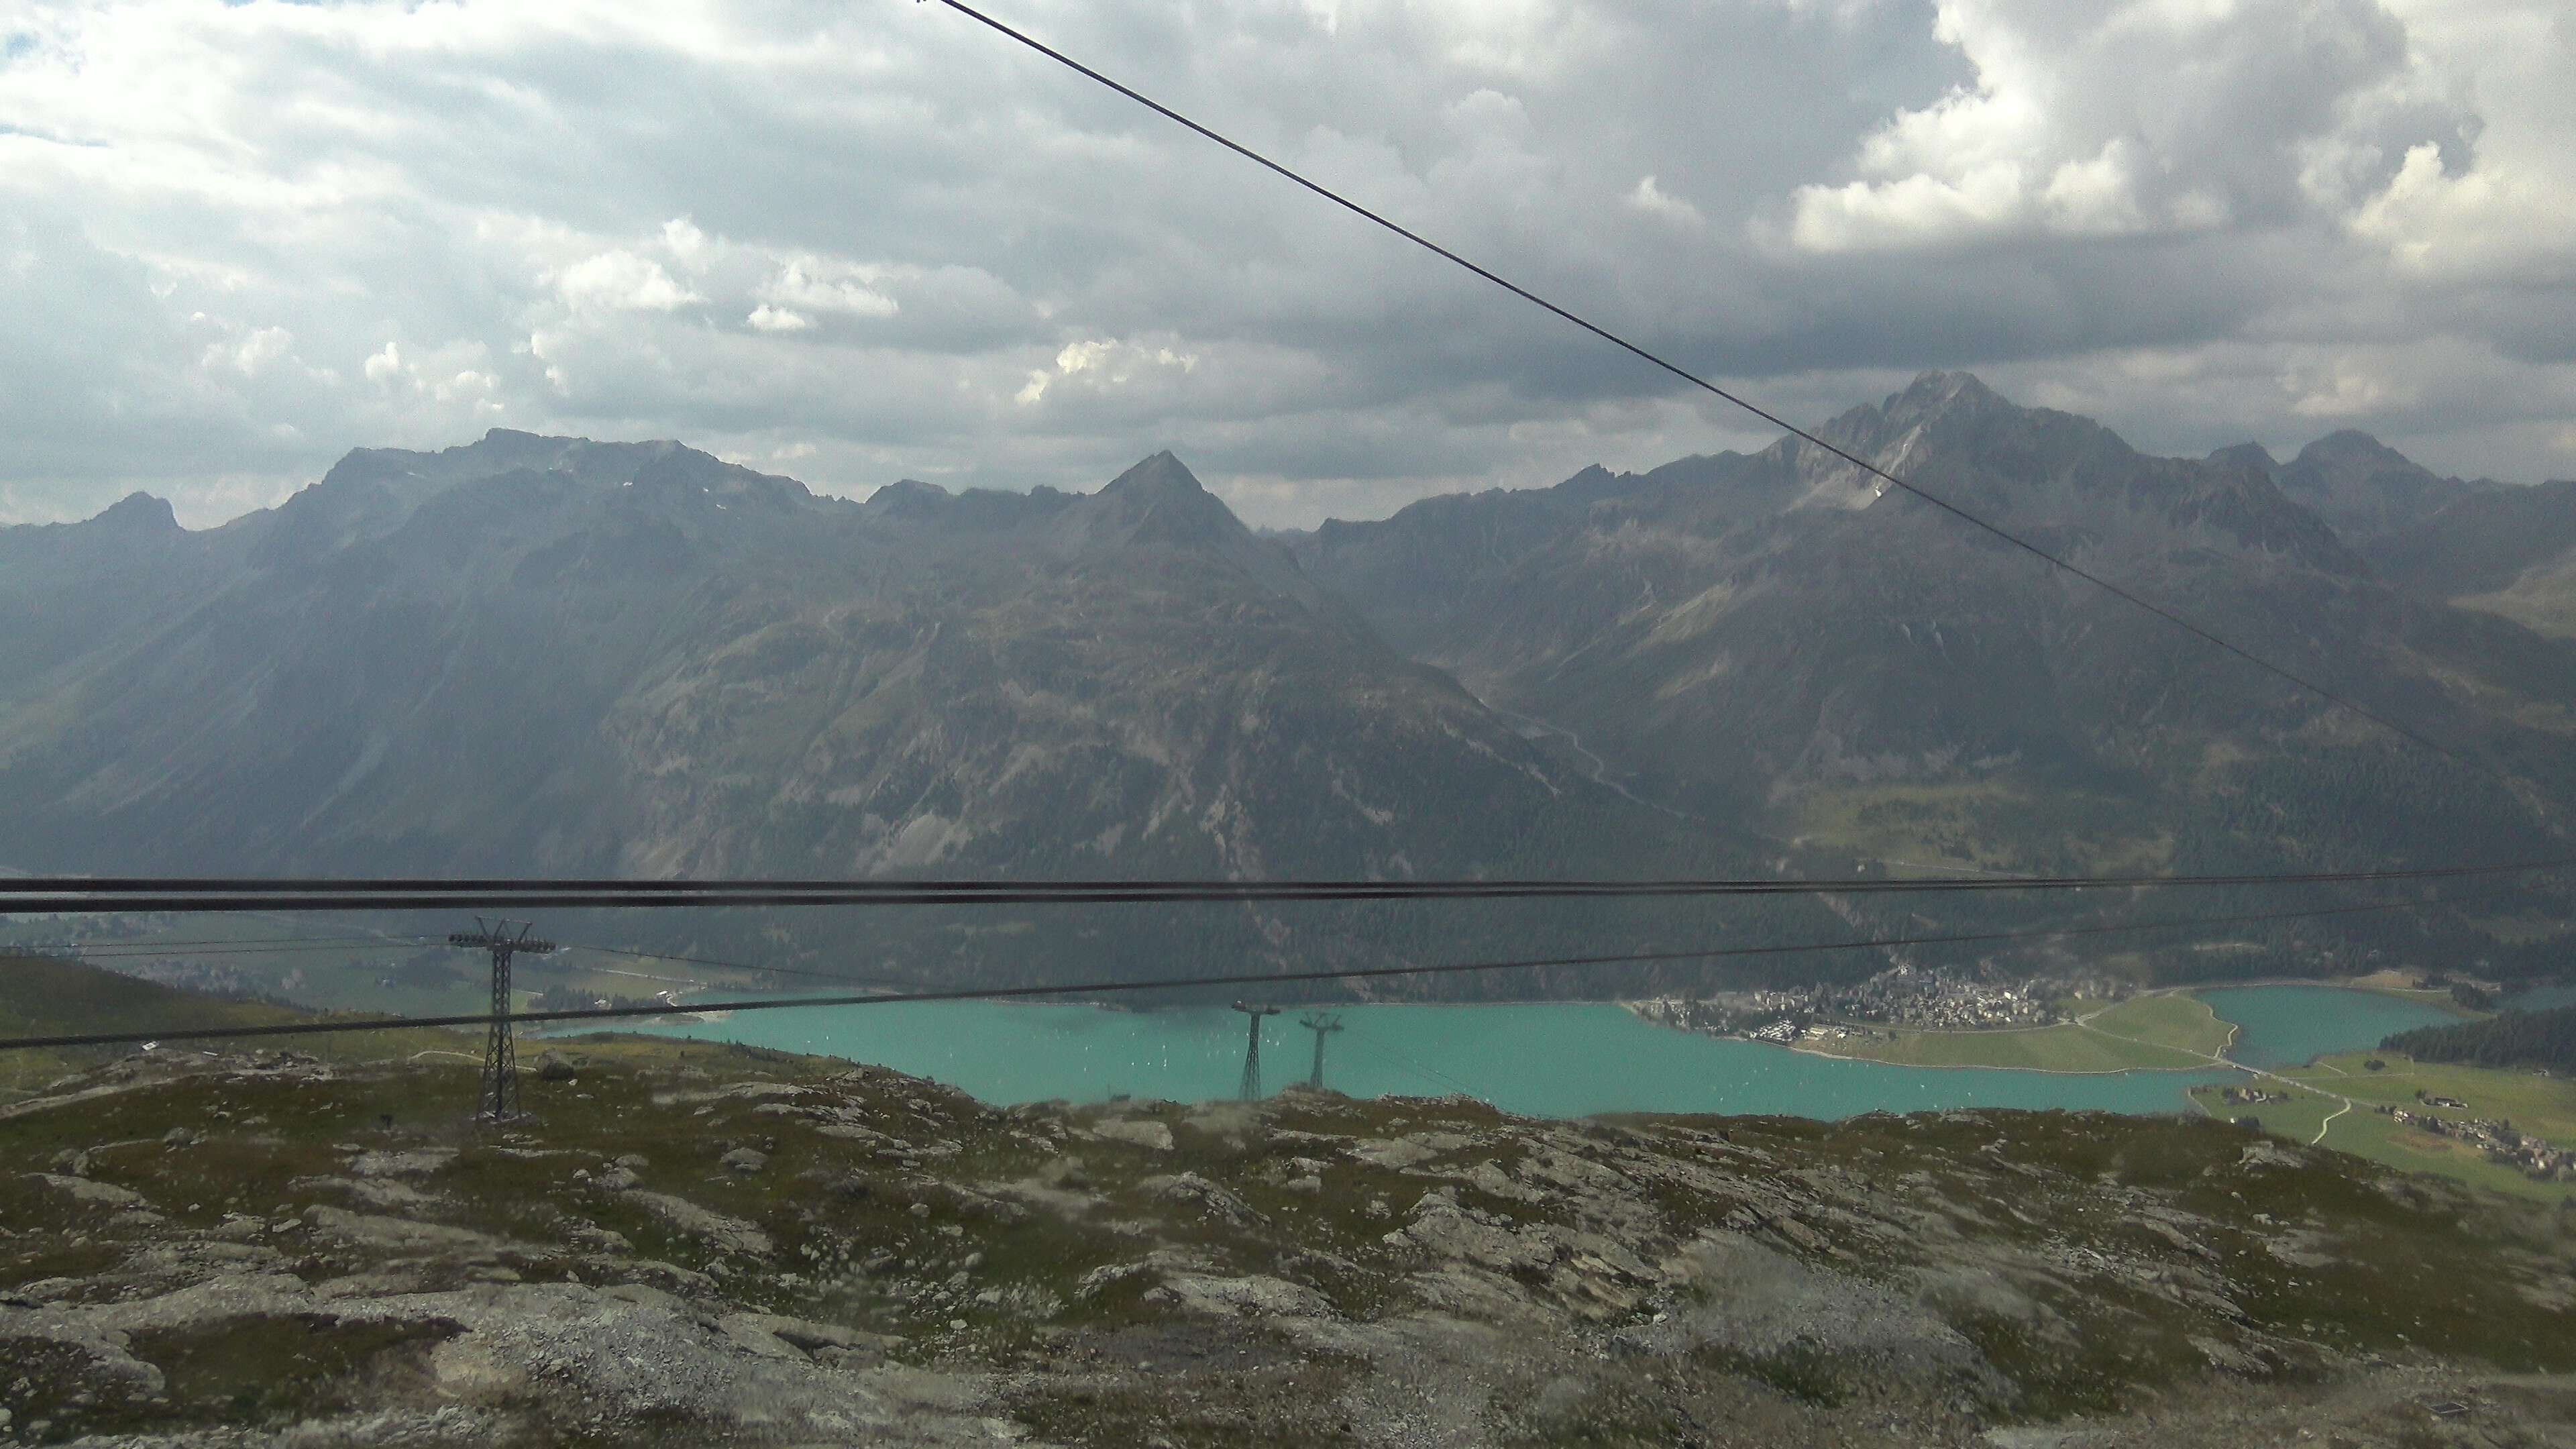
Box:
[5, 372, 2572, 990]
[1293, 374, 2576, 882]
[0, 433, 1790, 991]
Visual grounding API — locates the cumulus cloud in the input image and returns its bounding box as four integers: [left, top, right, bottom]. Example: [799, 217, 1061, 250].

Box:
[556, 251, 702, 313]
[746, 305, 814, 333]
[759, 260, 899, 320]
[1784, 0, 2473, 253]
[1627, 175, 1703, 227]
[0, 0, 2569, 528]
[1016, 338, 1199, 407]
[663, 216, 712, 269]
[2353, 140, 2576, 282]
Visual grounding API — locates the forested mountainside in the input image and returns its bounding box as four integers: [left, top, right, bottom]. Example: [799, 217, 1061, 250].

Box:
[2384, 1004, 2576, 1073]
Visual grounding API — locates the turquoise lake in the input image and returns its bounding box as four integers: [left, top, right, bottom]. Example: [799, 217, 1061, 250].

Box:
[621, 999, 2242, 1118]
[612, 983, 2465, 1120]
[2196, 985, 2459, 1069]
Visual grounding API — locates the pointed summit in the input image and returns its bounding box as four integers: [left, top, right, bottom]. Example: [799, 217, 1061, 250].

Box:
[1795, 370, 2090, 510]
[1890, 370, 2008, 417]
[2290, 429, 2417, 473]
[1098, 450, 1207, 501]
[1809, 371, 2037, 469]
[1089, 451, 1245, 547]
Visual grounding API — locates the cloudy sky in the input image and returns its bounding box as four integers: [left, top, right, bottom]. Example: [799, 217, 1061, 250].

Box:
[3, 0, 2571, 529]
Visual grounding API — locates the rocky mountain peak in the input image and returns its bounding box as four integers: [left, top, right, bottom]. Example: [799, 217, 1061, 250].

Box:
[1088, 451, 1246, 548]
[1806, 370, 2057, 462]
[1548, 463, 1646, 507]
[89, 491, 180, 535]
[1098, 450, 1207, 500]
[1890, 369, 2008, 419]
[863, 478, 952, 519]
[1819, 376, 2361, 568]
[2276, 428, 2473, 543]
[0, 489, 185, 582]
[2291, 429, 2418, 474]
[625, 447, 809, 508]
[1790, 370, 2128, 512]
[2205, 442, 2280, 478]
[427, 427, 598, 480]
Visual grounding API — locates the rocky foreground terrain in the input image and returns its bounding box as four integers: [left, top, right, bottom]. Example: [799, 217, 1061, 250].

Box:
[4, 1039, 2573, 1448]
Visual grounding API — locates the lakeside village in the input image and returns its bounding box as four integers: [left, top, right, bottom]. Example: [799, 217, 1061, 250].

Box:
[2209, 1082, 2573, 1183]
[1627, 955, 2576, 1186]
[2377, 1093, 2576, 1183]
[1629, 961, 2100, 1043]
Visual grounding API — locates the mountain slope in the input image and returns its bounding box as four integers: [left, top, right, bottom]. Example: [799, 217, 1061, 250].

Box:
[1291, 374, 2576, 881]
[2366, 477, 2576, 638]
[2233, 429, 2489, 545]
[10, 387, 2572, 996]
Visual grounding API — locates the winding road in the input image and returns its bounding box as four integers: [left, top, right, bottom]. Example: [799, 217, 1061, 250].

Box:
[2074, 988, 2363, 1145]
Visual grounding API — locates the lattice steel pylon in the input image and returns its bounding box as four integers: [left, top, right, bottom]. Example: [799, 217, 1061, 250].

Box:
[451, 918, 556, 1124]
[1299, 1012, 1344, 1090]
[1233, 1000, 1282, 1101]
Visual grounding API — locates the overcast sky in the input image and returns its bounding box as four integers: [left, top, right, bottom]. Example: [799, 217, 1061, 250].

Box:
[3, 0, 2571, 529]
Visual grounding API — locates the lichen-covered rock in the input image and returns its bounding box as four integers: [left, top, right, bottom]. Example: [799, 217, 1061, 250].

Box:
[1403, 1203, 1558, 1274]
[1085, 1118, 1174, 1152]
[623, 1191, 774, 1257]
[1161, 1273, 1333, 1320]
[1146, 1172, 1267, 1226]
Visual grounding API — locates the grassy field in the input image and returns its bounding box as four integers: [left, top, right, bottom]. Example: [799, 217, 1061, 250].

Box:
[2286, 1053, 2576, 1139]
[2190, 1051, 2576, 1203]
[2089, 992, 2236, 1055]
[2341, 968, 2488, 1009]
[1799, 1021, 2204, 1072]
[2320, 1108, 2570, 1201]
[2219, 1089, 2347, 1144]
[0, 918, 756, 1029]
[1786, 781, 2174, 877]
[0, 952, 473, 1102]
[1799, 990, 2231, 1073]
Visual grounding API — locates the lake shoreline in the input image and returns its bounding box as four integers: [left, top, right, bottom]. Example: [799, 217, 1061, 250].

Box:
[602, 996, 2245, 1120]
[1633, 975, 2479, 1074]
